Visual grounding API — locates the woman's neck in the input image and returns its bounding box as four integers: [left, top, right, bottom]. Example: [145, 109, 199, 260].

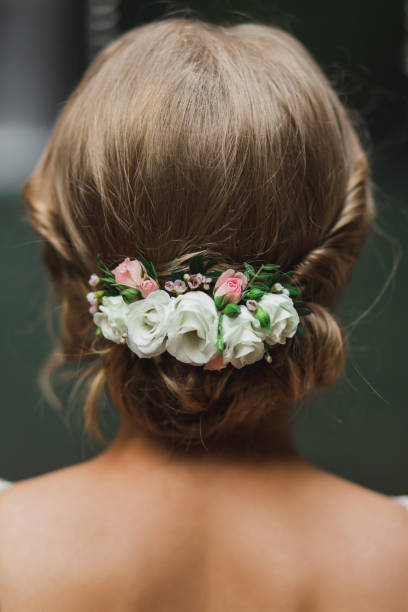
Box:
[103, 407, 300, 468]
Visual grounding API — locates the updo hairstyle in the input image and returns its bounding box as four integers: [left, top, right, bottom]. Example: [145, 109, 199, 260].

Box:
[23, 18, 374, 448]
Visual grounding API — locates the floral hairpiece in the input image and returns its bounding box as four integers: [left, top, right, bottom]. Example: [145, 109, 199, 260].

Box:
[87, 252, 311, 370]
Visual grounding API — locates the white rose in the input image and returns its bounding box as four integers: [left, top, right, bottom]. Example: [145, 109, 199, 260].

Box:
[166, 291, 218, 365]
[126, 290, 173, 358]
[258, 293, 299, 345]
[93, 295, 129, 344]
[221, 306, 266, 369]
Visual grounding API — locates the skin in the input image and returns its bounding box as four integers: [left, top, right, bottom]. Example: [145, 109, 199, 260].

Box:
[0, 410, 408, 611]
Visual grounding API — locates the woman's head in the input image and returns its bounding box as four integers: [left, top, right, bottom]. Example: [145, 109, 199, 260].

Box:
[24, 18, 374, 448]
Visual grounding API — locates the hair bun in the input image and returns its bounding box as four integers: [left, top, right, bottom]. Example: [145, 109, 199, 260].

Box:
[95, 301, 345, 448]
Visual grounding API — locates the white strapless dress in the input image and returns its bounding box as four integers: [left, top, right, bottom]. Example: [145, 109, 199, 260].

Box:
[0, 479, 10, 492]
[1, 478, 407, 508]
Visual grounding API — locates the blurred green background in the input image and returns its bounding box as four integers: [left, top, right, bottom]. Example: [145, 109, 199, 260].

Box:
[0, 0, 407, 493]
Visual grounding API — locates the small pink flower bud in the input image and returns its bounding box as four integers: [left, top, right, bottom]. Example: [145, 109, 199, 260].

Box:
[204, 354, 227, 371]
[88, 274, 100, 288]
[139, 276, 159, 298]
[173, 279, 187, 294]
[203, 283, 210, 291]
[246, 299, 258, 312]
[164, 280, 175, 292]
[214, 278, 243, 304]
[187, 274, 201, 289]
[86, 292, 96, 304]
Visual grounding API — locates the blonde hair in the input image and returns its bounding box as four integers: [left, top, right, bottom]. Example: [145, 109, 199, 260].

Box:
[24, 18, 374, 448]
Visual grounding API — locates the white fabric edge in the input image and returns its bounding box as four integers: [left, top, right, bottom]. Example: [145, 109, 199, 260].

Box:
[393, 495, 408, 510]
[0, 479, 11, 492]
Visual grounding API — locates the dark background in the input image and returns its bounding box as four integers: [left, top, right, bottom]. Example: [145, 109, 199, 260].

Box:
[0, 0, 407, 493]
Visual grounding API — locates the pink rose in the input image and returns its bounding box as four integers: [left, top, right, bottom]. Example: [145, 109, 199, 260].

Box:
[214, 269, 247, 304]
[140, 277, 159, 298]
[204, 354, 227, 371]
[215, 268, 248, 290]
[113, 257, 146, 288]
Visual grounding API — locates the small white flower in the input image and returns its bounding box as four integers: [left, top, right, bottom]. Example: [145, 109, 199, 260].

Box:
[271, 282, 290, 297]
[126, 290, 173, 358]
[86, 291, 96, 303]
[93, 295, 129, 344]
[258, 293, 299, 345]
[166, 291, 218, 365]
[221, 306, 266, 369]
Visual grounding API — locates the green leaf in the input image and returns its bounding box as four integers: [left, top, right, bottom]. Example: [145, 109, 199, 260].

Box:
[121, 287, 142, 302]
[263, 264, 280, 271]
[244, 262, 256, 279]
[135, 252, 156, 279]
[251, 282, 270, 292]
[295, 324, 304, 338]
[171, 264, 185, 281]
[279, 271, 295, 281]
[256, 272, 275, 280]
[149, 261, 158, 281]
[96, 255, 113, 278]
[267, 272, 282, 286]
[214, 294, 227, 310]
[254, 305, 271, 333]
[242, 288, 264, 300]
[222, 303, 240, 317]
[95, 326, 103, 337]
[189, 254, 203, 274]
[283, 284, 300, 297]
[296, 307, 312, 316]
[216, 313, 224, 354]
[100, 275, 117, 285]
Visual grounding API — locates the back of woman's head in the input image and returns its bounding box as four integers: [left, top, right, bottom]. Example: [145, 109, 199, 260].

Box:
[24, 18, 374, 448]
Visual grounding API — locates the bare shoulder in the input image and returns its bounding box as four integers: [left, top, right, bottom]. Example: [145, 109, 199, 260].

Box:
[0, 462, 95, 539]
[296, 464, 408, 609]
[0, 461, 114, 610]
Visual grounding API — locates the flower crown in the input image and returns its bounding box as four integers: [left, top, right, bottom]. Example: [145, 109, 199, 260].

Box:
[87, 252, 311, 370]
